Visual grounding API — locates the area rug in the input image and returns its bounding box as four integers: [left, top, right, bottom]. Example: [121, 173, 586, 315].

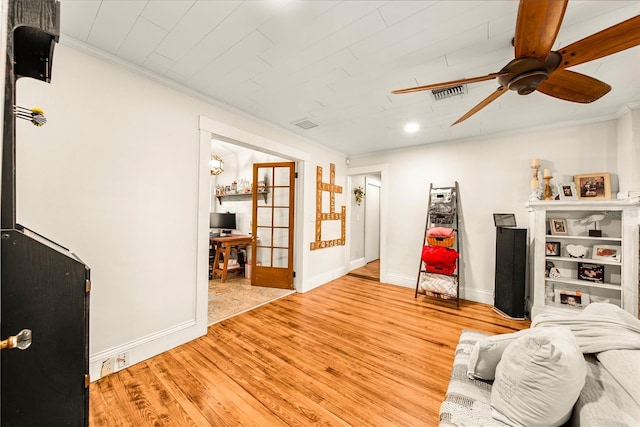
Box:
[208, 275, 295, 325]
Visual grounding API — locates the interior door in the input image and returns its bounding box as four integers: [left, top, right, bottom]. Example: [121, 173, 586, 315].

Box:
[251, 162, 295, 289]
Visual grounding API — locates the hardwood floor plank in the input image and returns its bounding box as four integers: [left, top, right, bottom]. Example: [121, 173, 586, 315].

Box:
[194, 336, 351, 427]
[170, 343, 285, 426]
[145, 355, 219, 427]
[90, 276, 529, 426]
[210, 315, 424, 426]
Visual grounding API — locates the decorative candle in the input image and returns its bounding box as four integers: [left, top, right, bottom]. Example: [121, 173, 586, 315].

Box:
[543, 168, 551, 178]
[531, 157, 540, 167]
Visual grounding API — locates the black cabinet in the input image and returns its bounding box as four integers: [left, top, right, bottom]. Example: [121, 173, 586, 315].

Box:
[1, 228, 90, 426]
[494, 227, 527, 319]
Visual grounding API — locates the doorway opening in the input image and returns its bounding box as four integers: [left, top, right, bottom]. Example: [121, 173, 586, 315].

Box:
[348, 170, 383, 282]
[207, 139, 295, 325]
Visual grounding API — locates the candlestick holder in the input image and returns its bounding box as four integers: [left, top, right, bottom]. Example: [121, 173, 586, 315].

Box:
[529, 164, 542, 200]
[531, 164, 540, 180]
[543, 175, 554, 200]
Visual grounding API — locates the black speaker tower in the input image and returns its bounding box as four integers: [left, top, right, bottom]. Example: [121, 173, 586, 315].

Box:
[494, 226, 527, 319]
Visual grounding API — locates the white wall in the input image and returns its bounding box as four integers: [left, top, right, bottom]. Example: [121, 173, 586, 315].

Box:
[348, 120, 621, 303]
[617, 108, 640, 197]
[15, 45, 348, 380]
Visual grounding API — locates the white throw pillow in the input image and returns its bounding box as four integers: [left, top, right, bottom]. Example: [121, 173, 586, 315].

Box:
[491, 327, 586, 427]
[467, 329, 535, 381]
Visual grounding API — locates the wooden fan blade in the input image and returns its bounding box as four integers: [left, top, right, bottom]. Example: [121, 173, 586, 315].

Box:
[558, 15, 640, 69]
[391, 73, 506, 95]
[514, 0, 568, 60]
[537, 69, 610, 103]
[451, 87, 507, 126]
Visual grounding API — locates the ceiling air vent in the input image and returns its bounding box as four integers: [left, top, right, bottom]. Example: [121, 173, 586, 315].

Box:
[292, 118, 318, 130]
[432, 85, 466, 101]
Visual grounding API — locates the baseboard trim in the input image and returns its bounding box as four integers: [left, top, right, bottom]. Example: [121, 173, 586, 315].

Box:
[89, 319, 201, 382]
[349, 257, 366, 271]
[301, 266, 349, 293]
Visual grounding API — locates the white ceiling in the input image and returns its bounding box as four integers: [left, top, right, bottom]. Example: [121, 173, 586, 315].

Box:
[59, 1, 640, 156]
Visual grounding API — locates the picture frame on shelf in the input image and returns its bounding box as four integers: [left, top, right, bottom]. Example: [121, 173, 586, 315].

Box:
[574, 172, 611, 200]
[557, 182, 578, 200]
[556, 290, 590, 307]
[549, 218, 568, 235]
[545, 241, 561, 256]
[578, 262, 604, 283]
[553, 283, 590, 307]
[592, 245, 621, 262]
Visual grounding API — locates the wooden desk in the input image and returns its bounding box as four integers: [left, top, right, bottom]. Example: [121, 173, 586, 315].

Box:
[210, 235, 253, 282]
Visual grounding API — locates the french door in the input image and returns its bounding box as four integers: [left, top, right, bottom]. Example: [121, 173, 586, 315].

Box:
[251, 162, 295, 289]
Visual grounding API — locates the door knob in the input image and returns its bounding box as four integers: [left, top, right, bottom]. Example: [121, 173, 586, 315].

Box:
[1, 329, 32, 350]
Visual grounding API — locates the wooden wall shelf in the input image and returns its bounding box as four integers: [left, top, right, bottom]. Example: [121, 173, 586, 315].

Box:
[216, 191, 268, 205]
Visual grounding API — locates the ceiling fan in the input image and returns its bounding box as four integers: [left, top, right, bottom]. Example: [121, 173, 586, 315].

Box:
[392, 0, 640, 126]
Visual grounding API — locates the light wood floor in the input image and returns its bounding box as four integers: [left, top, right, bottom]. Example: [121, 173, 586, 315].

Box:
[348, 259, 380, 281]
[90, 275, 529, 426]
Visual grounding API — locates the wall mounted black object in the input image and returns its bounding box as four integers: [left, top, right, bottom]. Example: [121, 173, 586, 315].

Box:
[1, 1, 90, 426]
[494, 226, 527, 319]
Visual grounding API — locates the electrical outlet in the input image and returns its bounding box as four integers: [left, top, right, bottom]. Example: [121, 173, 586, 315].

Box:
[116, 351, 130, 369]
[100, 358, 115, 377]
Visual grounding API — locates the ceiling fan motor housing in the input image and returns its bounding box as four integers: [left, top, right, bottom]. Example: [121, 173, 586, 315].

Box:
[497, 52, 562, 95]
[508, 70, 548, 94]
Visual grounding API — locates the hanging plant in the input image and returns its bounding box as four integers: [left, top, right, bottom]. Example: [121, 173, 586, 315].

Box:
[354, 186, 365, 206]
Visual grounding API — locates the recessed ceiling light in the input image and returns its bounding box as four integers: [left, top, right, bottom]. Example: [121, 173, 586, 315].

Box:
[404, 122, 420, 133]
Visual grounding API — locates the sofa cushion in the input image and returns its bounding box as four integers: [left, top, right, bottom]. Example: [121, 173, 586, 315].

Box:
[467, 329, 535, 381]
[571, 353, 640, 426]
[491, 327, 586, 427]
[439, 330, 509, 426]
[596, 349, 640, 408]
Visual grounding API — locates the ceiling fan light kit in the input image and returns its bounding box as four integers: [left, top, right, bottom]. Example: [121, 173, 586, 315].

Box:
[392, 0, 640, 126]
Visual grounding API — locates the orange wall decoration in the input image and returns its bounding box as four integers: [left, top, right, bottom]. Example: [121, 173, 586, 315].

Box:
[310, 163, 346, 250]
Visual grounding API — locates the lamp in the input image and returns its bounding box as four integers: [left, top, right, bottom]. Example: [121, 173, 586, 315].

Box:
[210, 155, 224, 176]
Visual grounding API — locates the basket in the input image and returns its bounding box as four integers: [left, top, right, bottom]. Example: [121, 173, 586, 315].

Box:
[427, 235, 455, 247]
[431, 212, 455, 225]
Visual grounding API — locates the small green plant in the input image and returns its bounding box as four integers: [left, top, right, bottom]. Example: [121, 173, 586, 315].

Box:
[354, 186, 365, 206]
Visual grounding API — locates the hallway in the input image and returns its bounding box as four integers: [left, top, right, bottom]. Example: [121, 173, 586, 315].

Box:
[347, 259, 380, 282]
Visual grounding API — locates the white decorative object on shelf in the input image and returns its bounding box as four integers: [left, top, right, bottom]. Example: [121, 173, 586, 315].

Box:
[580, 213, 606, 237]
[549, 267, 561, 278]
[566, 244, 588, 258]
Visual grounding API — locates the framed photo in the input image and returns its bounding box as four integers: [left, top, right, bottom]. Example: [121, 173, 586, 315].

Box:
[592, 245, 621, 262]
[574, 173, 611, 200]
[545, 241, 561, 256]
[557, 182, 578, 200]
[549, 218, 568, 235]
[553, 284, 590, 307]
[578, 262, 604, 283]
[556, 291, 589, 307]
